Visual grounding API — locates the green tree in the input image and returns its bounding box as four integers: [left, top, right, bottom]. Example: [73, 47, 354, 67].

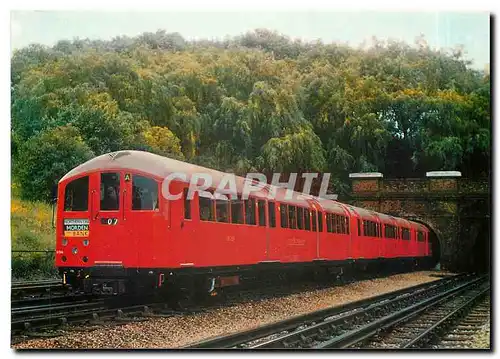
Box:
[15, 126, 94, 201]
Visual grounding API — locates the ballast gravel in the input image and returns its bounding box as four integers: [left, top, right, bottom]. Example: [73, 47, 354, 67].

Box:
[13, 271, 451, 349]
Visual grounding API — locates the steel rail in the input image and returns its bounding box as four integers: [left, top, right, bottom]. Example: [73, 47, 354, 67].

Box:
[313, 276, 486, 348]
[185, 274, 470, 349]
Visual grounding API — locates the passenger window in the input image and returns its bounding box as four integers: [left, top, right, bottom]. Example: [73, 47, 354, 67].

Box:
[326, 213, 333, 233]
[288, 206, 297, 229]
[358, 219, 361, 236]
[100, 173, 120, 210]
[340, 216, 345, 234]
[297, 207, 304, 230]
[132, 175, 158, 210]
[304, 209, 311, 231]
[402, 228, 410, 240]
[280, 204, 288, 228]
[318, 211, 323, 232]
[64, 176, 89, 211]
[312, 211, 317, 231]
[346, 217, 350, 234]
[268, 202, 276, 228]
[258, 200, 266, 226]
[417, 231, 424, 242]
[183, 188, 191, 219]
[231, 195, 244, 224]
[199, 191, 215, 221]
[215, 195, 229, 223]
[245, 198, 256, 225]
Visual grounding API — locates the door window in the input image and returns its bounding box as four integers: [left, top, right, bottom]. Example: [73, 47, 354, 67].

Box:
[100, 173, 120, 211]
[132, 175, 159, 210]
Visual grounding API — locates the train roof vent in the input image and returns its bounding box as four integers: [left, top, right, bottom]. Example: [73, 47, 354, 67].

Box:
[108, 151, 132, 161]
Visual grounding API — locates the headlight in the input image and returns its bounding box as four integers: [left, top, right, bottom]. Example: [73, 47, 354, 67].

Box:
[72, 247, 78, 255]
[62, 238, 68, 246]
[83, 239, 89, 246]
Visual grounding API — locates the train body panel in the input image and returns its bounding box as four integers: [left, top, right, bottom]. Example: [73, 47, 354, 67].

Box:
[55, 150, 433, 294]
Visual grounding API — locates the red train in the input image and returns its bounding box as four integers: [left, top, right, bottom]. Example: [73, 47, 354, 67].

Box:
[56, 150, 433, 297]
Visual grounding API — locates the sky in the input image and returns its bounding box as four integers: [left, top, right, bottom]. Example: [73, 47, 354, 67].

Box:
[10, 11, 490, 70]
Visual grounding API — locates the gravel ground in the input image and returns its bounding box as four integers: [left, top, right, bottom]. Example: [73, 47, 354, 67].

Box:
[13, 270, 450, 349]
[471, 320, 491, 349]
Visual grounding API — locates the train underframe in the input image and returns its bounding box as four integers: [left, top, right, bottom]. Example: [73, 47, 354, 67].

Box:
[59, 256, 436, 304]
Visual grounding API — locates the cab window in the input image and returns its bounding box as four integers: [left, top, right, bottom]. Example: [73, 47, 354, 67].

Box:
[100, 173, 120, 211]
[132, 175, 159, 210]
[64, 176, 89, 211]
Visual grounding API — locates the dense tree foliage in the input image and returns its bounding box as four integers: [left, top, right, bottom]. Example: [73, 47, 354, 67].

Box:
[11, 29, 490, 201]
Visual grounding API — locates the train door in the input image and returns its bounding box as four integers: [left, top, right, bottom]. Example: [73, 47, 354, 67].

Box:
[175, 185, 197, 267]
[123, 173, 164, 269]
[90, 171, 127, 266]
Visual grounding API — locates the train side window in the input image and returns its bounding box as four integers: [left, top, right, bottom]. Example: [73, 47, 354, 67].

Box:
[340, 216, 345, 234]
[245, 197, 256, 225]
[289, 206, 297, 229]
[346, 217, 350, 234]
[100, 173, 120, 211]
[417, 231, 424, 242]
[326, 213, 333, 233]
[64, 176, 89, 211]
[258, 200, 266, 226]
[297, 207, 304, 230]
[312, 211, 317, 231]
[336, 215, 343, 233]
[132, 175, 159, 211]
[183, 188, 191, 219]
[268, 202, 276, 228]
[402, 228, 410, 240]
[199, 191, 215, 221]
[318, 211, 323, 232]
[385, 224, 397, 239]
[358, 219, 361, 236]
[231, 195, 244, 224]
[280, 204, 288, 228]
[304, 209, 311, 231]
[215, 195, 229, 223]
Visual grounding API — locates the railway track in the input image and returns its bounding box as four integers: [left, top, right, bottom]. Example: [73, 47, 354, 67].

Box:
[11, 279, 68, 300]
[186, 274, 489, 349]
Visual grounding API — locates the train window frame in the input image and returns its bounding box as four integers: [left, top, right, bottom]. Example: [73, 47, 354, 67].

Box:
[199, 190, 215, 222]
[402, 227, 410, 241]
[131, 175, 159, 211]
[64, 175, 89, 212]
[268, 201, 276, 228]
[288, 205, 297, 230]
[297, 207, 304, 230]
[280, 204, 288, 228]
[183, 188, 191, 219]
[230, 195, 244, 224]
[304, 209, 311, 231]
[245, 197, 256, 225]
[258, 200, 266, 227]
[326, 213, 333, 233]
[100, 172, 120, 211]
[215, 194, 230, 223]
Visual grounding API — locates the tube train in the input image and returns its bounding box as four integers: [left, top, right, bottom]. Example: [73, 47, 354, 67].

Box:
[56, 150, 434, 297]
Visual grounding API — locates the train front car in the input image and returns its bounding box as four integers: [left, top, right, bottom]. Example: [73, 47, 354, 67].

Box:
[55, 151, 166, 295]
